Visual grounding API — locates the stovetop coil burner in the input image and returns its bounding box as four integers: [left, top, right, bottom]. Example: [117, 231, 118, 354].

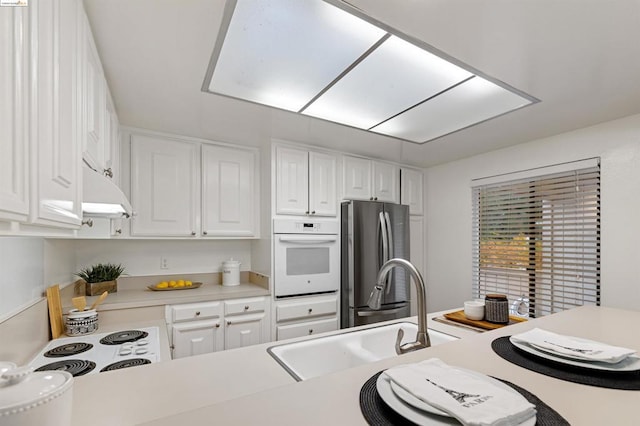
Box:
[100, 358, 151, 372]
[35, 359, 96, 376]
[99, 330, 149, 345]
[44, 342, 93, 358]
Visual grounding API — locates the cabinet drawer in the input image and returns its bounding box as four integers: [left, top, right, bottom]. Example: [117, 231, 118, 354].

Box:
[224, 297, 266, 316]
[169, 301, 222, 323]
[276, 317, 338, 341]
[276, 297, 337, 322]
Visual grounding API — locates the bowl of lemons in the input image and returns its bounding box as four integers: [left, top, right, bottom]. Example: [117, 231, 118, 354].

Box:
[147, 279, 202, 291]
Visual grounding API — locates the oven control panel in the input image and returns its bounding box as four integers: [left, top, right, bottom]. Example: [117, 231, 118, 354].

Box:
[273, 218, 339, 234]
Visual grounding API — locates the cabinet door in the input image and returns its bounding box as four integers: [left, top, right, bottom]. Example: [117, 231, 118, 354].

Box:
[82, 15, 106, 172]
[130, 134, 198, 236]
[276, 317, 338, 341]
[308, 151, 337, 216]
[276, 146, 309, 215]
[0, 6, 30, 221]
[225, 313, 266, 350]
[342, 155, 371, 201]
[372, 161, 399, 203]
[401, 168, 423, 215]
[172, 319, 223, 359]
[201, 144, 258, 237]
[34, 0, 83, 227]
[104, 90, 120, 184]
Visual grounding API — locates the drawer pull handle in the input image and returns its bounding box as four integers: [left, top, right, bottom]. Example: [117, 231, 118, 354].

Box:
[215, 323, 220, 328]
[308, 308, 313, 314]
[191, 231, 196, 236]
[308, 329, 313, 334]
[244, 305, 250, 310]
[195, 311, 201, 316]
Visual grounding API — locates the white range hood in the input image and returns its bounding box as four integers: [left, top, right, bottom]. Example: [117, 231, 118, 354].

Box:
[82, 165, 133, 218]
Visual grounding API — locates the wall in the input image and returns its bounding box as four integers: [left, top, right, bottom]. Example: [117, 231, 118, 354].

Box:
[0, 237, 44, 321]
[74, 239, 252, 277]
[424, 113, 640, 312]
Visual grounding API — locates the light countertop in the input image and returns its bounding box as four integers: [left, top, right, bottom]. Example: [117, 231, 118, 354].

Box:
[62, 273, 270, 312]
[71, 306, 640, 425]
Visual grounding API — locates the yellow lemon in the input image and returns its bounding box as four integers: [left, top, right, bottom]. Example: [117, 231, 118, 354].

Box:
[156, 282, 168, 289]
[169, 280, 177, 287]
[177, 279, 185, 286]
[185, 281, 193, 287]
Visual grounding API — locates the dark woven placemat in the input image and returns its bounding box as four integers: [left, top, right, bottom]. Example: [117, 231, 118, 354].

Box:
[360, 371, 569, 425]
[492, 336, 640, 390]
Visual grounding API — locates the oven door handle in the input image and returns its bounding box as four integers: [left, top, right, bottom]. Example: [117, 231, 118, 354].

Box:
[278, 236, 337, 243]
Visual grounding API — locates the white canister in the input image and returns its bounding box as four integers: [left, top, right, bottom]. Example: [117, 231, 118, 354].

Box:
[0, 365, 73, 426]
[222, 259, 241, 286]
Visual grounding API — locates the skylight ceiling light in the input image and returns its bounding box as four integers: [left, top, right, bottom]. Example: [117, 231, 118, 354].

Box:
[203, 0, 538, 144]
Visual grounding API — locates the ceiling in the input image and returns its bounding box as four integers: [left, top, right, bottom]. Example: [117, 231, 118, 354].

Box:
[83, 0, 640, 168]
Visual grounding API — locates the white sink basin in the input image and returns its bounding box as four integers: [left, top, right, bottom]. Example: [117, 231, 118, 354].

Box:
[268, 322, 458, 381]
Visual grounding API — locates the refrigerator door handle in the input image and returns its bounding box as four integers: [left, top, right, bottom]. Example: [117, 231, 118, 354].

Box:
[379, 212, 388, 270]
[357, 307, 405, 317]
[384, 212, 394, 259]
[384, 211, 393, 294]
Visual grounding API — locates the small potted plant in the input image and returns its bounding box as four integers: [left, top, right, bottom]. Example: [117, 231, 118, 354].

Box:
[76, 263, 125, 296]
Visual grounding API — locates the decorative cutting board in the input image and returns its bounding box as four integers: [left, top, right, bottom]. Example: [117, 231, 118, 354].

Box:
[443, 309, 527, 330]
[46, 284, 64, 339]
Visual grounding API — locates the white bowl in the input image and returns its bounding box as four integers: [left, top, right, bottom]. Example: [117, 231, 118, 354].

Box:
[464, 301, 485, 320]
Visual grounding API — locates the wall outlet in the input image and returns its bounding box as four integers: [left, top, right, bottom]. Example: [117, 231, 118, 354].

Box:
[160, 257, 169, 269]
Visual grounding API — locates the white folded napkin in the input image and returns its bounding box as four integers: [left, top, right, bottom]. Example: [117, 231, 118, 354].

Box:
[384, 358, 536, 426]
[511, 328, 636, 364]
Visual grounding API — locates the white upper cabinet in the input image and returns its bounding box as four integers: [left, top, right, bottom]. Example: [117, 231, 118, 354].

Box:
[276, 146, 309, 215]
[130, 134, 199, 237]
[201, 144, 259, 237]
[400, 168, 424, 215]
[0, 6, 30, 222]
[308, 151, 337, 216]
[342, 155, 399, 203]
[276, 146, 336, 216]
[129, 131, 260, 238]
[104, 91, 120, 183]
[82, 17, 105, 172]
[33, 0, 83, 227]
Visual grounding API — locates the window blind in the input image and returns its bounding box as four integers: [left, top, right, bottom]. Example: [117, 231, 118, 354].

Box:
[471, 162, 600, 318]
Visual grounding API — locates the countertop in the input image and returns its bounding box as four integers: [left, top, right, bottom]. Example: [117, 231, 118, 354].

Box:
[62, 280, 270, 312]
[71, 306, 640, 425]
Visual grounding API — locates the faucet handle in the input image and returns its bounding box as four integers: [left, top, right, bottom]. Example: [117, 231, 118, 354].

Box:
[395, 327, 405, 355]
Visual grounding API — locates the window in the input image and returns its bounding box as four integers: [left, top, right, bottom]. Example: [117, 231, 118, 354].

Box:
[472, 159, 600, 318]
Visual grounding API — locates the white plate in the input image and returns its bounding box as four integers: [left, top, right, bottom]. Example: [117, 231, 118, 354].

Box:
[510, 337, 640, 372]
[376, 370, 536, 426]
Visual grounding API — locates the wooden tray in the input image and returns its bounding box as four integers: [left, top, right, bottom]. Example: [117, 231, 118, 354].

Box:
[147, 282, 202, 291]
[443, 309, 527, 330]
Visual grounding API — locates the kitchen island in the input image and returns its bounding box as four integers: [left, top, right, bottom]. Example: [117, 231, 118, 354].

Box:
[71, 306, 639, 425]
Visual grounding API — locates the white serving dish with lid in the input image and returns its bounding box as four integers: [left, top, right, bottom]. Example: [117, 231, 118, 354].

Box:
[0, 365, 73, 426]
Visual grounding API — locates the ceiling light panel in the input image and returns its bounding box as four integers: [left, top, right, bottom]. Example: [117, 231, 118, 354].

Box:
[208, 0, 386, 112]
[371, 77, 532, 142]
[302, 35, 473, 129]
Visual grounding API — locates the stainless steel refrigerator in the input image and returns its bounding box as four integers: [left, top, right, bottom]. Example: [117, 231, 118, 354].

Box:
[340, 200, 410, 328]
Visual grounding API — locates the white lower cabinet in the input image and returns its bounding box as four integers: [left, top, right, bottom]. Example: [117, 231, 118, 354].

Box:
[274, 294, 339, 341]
[224, 297, 269, 350]
[166, 296, 269, 359]
[172, 319, 223, 359]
